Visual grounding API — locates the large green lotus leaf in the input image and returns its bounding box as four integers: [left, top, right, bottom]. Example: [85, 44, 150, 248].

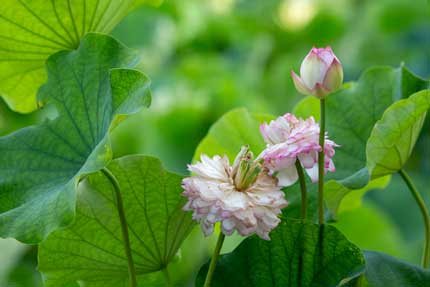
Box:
[196, 220, 365, 287]
[367, 90, 430, 178]
[294, 66, 428, 217]
[361, 251, 430, 287]
[0, 33, 151, 243]
[0, 0, 156, 113]
[39, 155, 194, 287]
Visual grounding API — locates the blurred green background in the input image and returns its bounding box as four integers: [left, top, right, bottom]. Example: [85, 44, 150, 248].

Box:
[1, 0, 430, 285]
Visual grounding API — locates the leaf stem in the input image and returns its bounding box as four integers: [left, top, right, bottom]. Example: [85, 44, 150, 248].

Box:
[101, 168, 138, 287]
[399, 169, 430, 268]
[163, 267, 171, 287]
[318, 98, 326, 225]
[204, 232, 225, 287]
[295, 159, 308, 219]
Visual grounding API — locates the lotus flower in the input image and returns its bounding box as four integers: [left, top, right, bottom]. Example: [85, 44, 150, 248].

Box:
[182, 146, 288, 240]
[259, 113, 338, 186]
[291, 46, 343, 98]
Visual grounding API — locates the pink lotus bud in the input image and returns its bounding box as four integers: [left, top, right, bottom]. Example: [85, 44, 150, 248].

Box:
[291, 46, 343, 98]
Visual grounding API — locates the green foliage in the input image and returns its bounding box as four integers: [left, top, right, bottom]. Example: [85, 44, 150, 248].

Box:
[1, 0, 430, 285]
[0, 0, 153, 113]
[196, 220, 365, 287]
[0, 33, 151, 243]
[39, 155, 194, 287]
[362, 251, 430, 287]
[367, 90, 430, 178]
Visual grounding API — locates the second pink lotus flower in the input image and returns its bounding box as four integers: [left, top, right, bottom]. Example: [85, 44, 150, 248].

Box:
[259, 113, 338, 186]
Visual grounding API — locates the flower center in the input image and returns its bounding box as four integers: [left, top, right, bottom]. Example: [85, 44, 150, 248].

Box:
[232, 146, 261, 191]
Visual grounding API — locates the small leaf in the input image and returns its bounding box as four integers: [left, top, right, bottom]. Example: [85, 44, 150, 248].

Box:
[362, 251, 430, 287]
[0, 33, 151, 243]
[0, 0, 148, 113]
[367, 90, 430, 178]
[196, 220, 365, 287]
[39, 155, 194, 287]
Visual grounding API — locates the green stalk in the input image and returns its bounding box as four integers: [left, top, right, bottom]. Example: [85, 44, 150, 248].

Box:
[163, 267, 171, 287]
[101, 168, 137, 287]
[204, 232, 225, 287]
[399, 169, 430, 268]
[318, 98, 326, 225]
[295, 159, 308, 219]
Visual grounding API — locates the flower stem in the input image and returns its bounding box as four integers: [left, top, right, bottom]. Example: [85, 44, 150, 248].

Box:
[399, 169, 430, 268]
[204, 232, 225, 287]
[101, 168, 137, 287]
[295, 159, 307, 219]
[318, 98, 326, 225]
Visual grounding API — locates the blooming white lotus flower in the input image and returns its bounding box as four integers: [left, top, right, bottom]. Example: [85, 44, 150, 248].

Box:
[182, 146, 288, 240]
[291, 46, 343, 98]
[259, 113, 338, 186]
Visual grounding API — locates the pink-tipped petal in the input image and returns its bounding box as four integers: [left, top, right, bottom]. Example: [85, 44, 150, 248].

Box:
[323, 58, 343, 92]
[314, 46, 336, 65]
[291, 70, 312, 96]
